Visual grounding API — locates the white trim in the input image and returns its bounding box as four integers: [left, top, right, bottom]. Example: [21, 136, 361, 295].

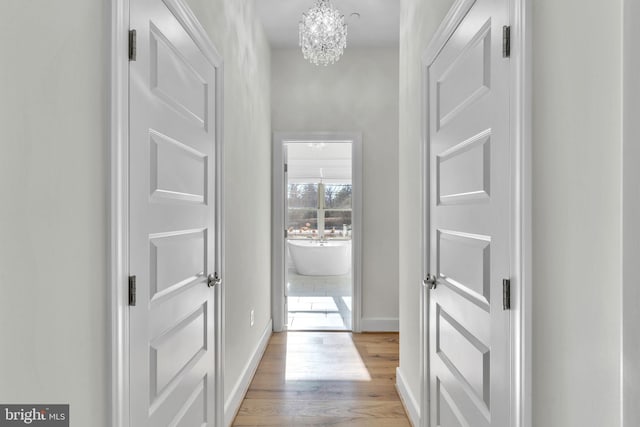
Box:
[396, 367, 421, 427]
[421, 0, 477, 65]
[419, 284, 428, 427]
[352, 136, 363, 333]
[622, 1, 640, 425]
[419, 36, 430, 427]
[214, 56, 226, 427]
[110, 1, 130, 426]
[162, 0, 223, 68]
[110, 1, 225, 426]
[419, 0, 532, 426]
[510, 0, 533, 425]
[271, 136, 286, 332]
[224, 319, 273, 427]
[272, 132, 363, 333]
[208, 15, 226, 427]
[360, 317, 399, 332]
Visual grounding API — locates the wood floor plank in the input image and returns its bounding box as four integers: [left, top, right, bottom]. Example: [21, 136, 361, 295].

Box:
[233, 415, 411, 427]
[244, 382, 401, 401]
[237, 399, 407, 417]
[231, 332, 411, 426]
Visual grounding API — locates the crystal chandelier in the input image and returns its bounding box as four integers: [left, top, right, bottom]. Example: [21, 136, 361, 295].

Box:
[299, 0, 347, 66]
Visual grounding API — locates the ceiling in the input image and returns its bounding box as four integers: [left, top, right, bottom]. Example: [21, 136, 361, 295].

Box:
[287, 142, 352, 184]
[255, 0, 400, 48]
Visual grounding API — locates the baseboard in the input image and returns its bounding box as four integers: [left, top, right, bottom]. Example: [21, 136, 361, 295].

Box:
[396, 367, 420, 427]
[224, 318, 272, 427]
[360, 317, 399, 332]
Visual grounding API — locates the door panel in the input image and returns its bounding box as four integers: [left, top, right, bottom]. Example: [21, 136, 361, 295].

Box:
[129, 0, 218, 425]
[436, 379, 470, 427]
[150, 130, 208, 204]
[150, 23, 208, 127]
[438, 230, 491, 305]
[436, 20, 491, 129]
[437, 131, 491, 205]
[428, 0, 510, 426]
[149, 230, 206, 299]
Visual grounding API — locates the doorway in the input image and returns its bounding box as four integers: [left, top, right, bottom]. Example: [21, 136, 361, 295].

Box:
[286, 142, 353, 330]
[272, 132, 363, 332]
[110, 0, 224, 425]
[420, 0, 531, 425]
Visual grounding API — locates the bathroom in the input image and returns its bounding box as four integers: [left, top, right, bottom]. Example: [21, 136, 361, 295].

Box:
[285, 141, 354, 330]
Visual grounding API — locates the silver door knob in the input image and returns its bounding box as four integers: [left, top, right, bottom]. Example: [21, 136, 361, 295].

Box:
[207, 273, 221, 288]
[423, 274, 437, 290]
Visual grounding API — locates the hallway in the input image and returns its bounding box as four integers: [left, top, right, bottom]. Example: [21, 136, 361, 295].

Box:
[1, 0, 634, 425]
[232, 332, 410, 426]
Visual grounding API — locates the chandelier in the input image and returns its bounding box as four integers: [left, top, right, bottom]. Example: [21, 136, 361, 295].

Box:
[299, 0, 348, 66]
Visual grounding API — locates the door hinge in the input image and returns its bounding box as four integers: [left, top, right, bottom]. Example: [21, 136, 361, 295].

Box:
[502, 278, 511, 310]
[284, 163, 288, 173]
[284, 229, 288, 238]
[129, 29, 137, 61]
[128, 275, 137, 306]
[502, 25, 511, 58]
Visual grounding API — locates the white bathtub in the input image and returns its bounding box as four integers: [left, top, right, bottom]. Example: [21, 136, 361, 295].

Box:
[287, 240, 351, 276]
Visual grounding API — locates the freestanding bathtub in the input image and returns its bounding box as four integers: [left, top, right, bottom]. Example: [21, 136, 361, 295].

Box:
[287, 240, 351, 276]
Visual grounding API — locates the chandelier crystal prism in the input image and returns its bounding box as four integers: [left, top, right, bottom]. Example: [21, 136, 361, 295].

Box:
[299, 0, 348, 66]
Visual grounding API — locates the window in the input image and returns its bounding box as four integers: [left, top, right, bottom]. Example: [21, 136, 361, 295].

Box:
[324, 184, 351, 209]
[287, 183, 352, 239]
[287, 184, 318, 236]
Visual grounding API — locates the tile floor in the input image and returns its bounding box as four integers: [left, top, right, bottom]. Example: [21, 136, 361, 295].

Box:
[286, 268, 352, 330]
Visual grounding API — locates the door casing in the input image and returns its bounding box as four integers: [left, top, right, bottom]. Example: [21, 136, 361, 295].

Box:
[109, 1, 225, 425]
[420, 0, 532, 426]
[623, 1, 640, 424]
[272, 132, 363, 333]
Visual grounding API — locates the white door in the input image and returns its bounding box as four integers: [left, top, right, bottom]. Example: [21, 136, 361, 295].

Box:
[129, 0, 219, 425]
[427, 0, 510, 426]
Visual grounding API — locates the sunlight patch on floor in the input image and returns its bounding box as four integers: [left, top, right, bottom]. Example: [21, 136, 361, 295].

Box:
[284, 333, 372, 382]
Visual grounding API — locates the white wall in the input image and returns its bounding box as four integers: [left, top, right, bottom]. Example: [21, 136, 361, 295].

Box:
[271, 48, 400, 329]
[0, 0, 271, 425]
[398, 0, 455, 407]
[0, 1, 109, 423]
[622, 0, 639, 425]
[398, 0, 624, 425]
[532, 0, 621, 425]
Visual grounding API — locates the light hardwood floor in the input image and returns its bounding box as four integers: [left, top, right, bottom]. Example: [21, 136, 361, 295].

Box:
[232, 332, 411, 427]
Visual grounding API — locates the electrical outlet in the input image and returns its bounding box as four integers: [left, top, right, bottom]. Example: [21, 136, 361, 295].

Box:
[250, 309, 255, 327]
